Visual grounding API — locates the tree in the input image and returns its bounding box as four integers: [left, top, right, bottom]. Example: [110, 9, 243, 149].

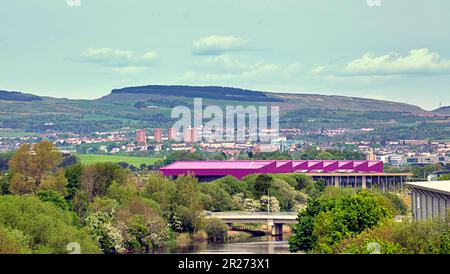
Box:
[269, 179, 305, 211]
[204, 218, 228, 241]
[38, 169, 68, 196]
[37, 189, 70, 211]
[200, 182, 233, 212]
[80, 162, 128, 202]
[438, 230, 450, 254]
[0, 152, 13, 172]
[317, 151, 334, 160]
[106, 181, 137, 205]
[60, 154, 80, 168]
[143, 173, 176, 214]
[116, 198, 169, 252]
[0, 226, 30, 254]
[332, 215, 450, 254]
[0, 172, 12, 195]
[289, 197, 336, 252]
[252, 174, 272, 198]
[289, 192, 391, 253]
[439, 173, 450, 181]
[85, 211, 124, 254]
[8, 141, 64, 195]
[315, 193, 390, 253]
[213, 176, 248, 196]
[9, 174, 36, 195]
[243, 198, 261, 212]
[0, 195, 100, 254]
[260, 195, 280, 212]
[170, 175, 204, 233]
[65, 163, 82, 201]
[163, 151, 206, 165]
[292, 174, 315, 192]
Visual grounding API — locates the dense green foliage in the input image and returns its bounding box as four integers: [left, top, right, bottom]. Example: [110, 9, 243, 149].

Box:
[289, 188, 404, 253]
[112, 85, 279, 102]
[333, 215, 450, 254]
[7, 141, 448, 255]
[0, 195, 100, 254]
[204, 218, 229, 241]
[295, 146, 365, 160]
[0, 152, 13, 171]
[37, 189, 70, 211]
[439, 173, 450, 181]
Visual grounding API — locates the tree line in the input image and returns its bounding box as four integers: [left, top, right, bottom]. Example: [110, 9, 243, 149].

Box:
[0, 141, 323, 254]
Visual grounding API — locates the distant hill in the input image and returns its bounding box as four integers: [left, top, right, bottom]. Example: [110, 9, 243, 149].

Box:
[0, 90, 42, 102]
[100, 85, 429, 115]
[433, 106, 450, 115]
[109, 85, 282, 102]
[2, 85, 450, 140]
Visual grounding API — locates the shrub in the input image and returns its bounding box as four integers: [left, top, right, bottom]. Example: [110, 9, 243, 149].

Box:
[204, 218, 229, 241]
[200, 183, 234, 211]
[243, 198, 261, 212]
[0, 195, 100, 254]
[37, 189, 70, 211]
[289, 190, 391, 253]
[259, 195, 280, 212]
[0, 226, 31, 254]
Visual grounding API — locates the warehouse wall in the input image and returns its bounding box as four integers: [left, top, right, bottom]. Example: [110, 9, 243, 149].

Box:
[411, 188, 450, 220]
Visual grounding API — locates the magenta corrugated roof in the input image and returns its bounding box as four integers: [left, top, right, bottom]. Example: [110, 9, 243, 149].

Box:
[160, 160, 384, 179]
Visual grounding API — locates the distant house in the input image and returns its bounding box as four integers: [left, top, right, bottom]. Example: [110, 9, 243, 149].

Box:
[406, 181, 450, 220]
[98, 145, 108, 153]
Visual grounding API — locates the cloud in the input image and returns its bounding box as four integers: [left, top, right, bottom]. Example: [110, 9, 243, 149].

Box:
[76, 48, 158, 73]
[192, 35, 249, 55]
[111, 66, 147, 75]
[180, 54, 300, 82]
[312, 48, 450, 77]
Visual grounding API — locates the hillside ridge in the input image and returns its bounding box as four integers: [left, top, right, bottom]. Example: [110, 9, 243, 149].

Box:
[101, 85, 429, 115]
[0, 90, 42, 102]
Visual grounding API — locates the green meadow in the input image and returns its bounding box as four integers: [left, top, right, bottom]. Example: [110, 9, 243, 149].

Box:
[76, 154, 161, 166]
[0, 130, 39, 137]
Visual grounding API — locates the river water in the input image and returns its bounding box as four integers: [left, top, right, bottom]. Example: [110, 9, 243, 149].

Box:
[169, 235, 292, 254]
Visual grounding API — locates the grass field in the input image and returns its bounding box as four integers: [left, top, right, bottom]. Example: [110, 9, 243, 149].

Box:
[76, 154, 161, 166]
[0, 130, 39, 137]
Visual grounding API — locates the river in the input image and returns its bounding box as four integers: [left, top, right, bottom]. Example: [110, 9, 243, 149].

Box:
[167, 235, 292, 254]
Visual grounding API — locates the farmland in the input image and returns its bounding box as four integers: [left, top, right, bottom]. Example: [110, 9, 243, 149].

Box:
[76, 154, 161, 166]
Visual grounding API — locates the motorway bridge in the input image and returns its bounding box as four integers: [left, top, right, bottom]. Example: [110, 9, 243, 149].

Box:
[205, 211, 298, 236]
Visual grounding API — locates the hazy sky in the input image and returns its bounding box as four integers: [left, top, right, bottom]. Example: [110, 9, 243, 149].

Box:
[1, 0, 450, 110]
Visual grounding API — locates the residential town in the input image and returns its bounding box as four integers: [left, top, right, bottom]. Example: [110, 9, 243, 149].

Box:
[1, 126, 450, 169]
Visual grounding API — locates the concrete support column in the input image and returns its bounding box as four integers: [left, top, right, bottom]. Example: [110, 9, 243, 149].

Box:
[362, 176, 367, 189]
[267, 219, 274, 235]
[271, 223, 283, 236]
[334, 176, 340, 187]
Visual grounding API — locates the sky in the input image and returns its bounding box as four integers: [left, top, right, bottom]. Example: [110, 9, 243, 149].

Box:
[1, 0, 450, 110]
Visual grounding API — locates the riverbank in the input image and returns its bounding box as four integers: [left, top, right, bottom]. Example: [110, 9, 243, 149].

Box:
[159, 225, 293, 254]
[169, 234, 292, 254]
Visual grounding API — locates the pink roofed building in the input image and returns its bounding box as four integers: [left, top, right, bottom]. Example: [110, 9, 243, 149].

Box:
[160, 160, 383, 179]
[159, 160, 411, 190]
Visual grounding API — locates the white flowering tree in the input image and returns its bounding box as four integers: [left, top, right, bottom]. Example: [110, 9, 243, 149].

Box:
[259, 195, 280, 212]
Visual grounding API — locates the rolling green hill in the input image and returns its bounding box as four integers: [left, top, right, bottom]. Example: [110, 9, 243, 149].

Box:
[0, 90, 42, 101]
[433, 106, 450, 115]
[98, 85, 428, 115]
[1, 86, 449, 140]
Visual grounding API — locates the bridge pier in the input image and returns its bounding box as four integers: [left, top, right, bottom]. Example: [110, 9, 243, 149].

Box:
[271, 223, 283, 236]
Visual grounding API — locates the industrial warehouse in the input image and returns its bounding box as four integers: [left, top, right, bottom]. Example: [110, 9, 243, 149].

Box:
[406, 181, 450, 220]
[160, 160, 412, 191]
